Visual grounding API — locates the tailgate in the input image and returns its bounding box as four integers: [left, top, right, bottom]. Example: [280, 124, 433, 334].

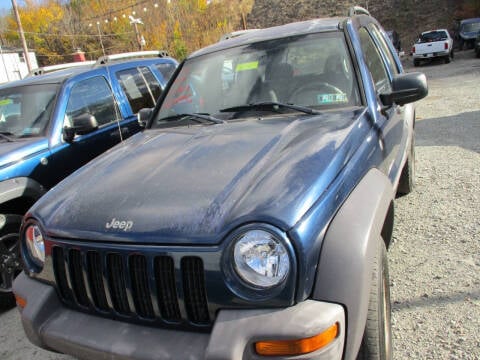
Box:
[415, 41, 447, 55]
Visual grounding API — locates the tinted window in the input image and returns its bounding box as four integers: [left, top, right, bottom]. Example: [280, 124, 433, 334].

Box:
[0, 83, 58, 137]
[368, 24, 399, 75]
[155, 63, 176, 81]
[462, 21, 480, 33]
[65, 76, 118, 127]
[359, 27, 392, 94]
[116, 67, 161, 114]
[418, 30, 448, 43]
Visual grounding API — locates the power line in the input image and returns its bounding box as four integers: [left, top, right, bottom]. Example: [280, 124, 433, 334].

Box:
[4, 28, 135, 38]
[83, 0, 153, 22]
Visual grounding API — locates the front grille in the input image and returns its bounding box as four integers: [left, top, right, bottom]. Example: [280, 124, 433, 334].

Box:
[52, 245, 210, 328]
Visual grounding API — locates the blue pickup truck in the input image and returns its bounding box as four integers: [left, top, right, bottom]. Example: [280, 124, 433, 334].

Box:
[0, 51, 177, 308]
[14, 7, 427, 360]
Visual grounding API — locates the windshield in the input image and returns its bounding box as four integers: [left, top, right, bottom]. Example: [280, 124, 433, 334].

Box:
[0, 83, 58, 137]
[153, 32, 360, 127]
[462, 21, 480, 33]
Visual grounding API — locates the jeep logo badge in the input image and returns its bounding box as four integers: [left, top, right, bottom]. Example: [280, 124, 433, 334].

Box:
[106, 218, 133, 231]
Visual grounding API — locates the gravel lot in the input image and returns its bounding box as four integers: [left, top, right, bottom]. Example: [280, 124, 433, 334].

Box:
[390, 50, 480, 359]
[0, 50, 478, 360]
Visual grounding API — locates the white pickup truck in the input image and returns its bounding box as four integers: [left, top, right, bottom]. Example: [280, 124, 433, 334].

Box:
[412, 29, 454, 66]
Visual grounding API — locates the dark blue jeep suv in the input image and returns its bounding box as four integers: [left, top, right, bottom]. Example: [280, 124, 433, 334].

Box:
[0, 51, 177, 308]
[14, 8, 427, 360]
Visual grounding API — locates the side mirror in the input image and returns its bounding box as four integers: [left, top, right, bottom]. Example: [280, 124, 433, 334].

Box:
[137, 108, 153, 128]
[63, 113, 98, 142]
[380, 72, 428, 106]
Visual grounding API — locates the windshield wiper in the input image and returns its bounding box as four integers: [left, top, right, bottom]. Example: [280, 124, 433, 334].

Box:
[220, 101, 321, 115]
[0, 132, 16, 142]
[158, 113, 226, 124]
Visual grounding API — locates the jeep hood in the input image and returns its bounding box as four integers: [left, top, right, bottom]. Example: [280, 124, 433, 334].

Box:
[0, 137, 48, 173]
[34, 109, 368, 244]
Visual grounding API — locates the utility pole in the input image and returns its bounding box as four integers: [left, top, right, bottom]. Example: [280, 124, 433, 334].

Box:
[11, 0, 32, 72]
[129, 16, 144, 51]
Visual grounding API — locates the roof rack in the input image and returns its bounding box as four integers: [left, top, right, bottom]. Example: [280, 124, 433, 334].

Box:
[96, 50, 169, 65]
[219, 29, 260, 41]
[29, 61, 96, 76]
[348, 6, 371, 16]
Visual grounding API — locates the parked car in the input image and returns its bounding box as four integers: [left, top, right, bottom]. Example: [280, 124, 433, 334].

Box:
[412, 29, 454, 66]
[457, 17, 480, 50]
[14, 7, 427, 360]
[0, 51, 177, 308]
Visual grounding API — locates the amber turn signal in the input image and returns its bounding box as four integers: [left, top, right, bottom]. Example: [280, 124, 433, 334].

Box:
[14, 294, 27, 309]
[255, 322, 339, 356]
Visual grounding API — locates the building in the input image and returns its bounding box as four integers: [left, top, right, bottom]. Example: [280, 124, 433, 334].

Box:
[0, 47, 38, 84]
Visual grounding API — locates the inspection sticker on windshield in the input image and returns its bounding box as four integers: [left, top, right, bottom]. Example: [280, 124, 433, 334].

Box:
[317, 93, 347, 104]
[235, 61, 259, 72]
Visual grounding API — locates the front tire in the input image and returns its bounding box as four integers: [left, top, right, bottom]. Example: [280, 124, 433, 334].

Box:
[357, 239, 392, 360]
[0, 214, 23, 309]
[413, 59, 420, 67]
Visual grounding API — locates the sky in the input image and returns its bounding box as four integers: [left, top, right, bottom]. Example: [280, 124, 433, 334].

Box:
[0, 0, 11, 13]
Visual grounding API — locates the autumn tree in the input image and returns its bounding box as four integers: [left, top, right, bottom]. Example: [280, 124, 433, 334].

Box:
[1, 0, 253, 65]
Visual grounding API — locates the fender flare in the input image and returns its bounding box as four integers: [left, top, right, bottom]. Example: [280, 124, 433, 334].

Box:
[312, 168, 394, 360]
[0, 177, 46, 206]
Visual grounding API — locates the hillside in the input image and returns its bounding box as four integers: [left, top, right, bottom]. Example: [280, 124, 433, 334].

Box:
[246, 0, 475, 52]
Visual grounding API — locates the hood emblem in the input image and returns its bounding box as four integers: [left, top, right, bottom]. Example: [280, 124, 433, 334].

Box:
[106, 218, 133, 231]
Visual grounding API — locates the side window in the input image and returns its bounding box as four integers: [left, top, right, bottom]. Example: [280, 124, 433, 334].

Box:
[65, 76, 118, 127]
[358, 27, 392, 94]
[155, 63, 176, 82]
[368, 24, 399, 75]
[116, 67, 161, 114]
[140, 67, 162, 101]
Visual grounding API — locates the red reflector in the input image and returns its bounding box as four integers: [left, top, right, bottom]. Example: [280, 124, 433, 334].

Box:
[444, 42, 448, 50]
[412, 46, 415, 53]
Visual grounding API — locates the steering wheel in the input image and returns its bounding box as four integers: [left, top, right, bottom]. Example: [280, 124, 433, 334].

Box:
[288, 81, 345, 106]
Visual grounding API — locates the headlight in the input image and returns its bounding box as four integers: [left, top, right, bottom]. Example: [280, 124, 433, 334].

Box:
[233, 229, 289, 289]
[24, 223, 45, 268]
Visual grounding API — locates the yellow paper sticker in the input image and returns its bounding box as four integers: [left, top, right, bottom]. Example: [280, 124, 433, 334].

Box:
[235, 61, 259, 72]
[0, 99, 12, 106]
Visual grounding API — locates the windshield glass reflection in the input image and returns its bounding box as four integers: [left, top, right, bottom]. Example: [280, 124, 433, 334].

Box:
[153, 32, 360, 127]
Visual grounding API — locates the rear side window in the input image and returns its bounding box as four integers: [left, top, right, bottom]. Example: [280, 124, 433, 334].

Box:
[155, 63, 176, 82]
[368, 24, 399, 75]
[65, 76, 118, 127]
[419, 30, 448, 43]
[116, 67, 161, 114]
[359, 28, 392, 94]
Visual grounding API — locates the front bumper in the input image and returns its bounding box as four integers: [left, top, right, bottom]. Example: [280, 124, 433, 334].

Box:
[14, 273, 345, 360]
